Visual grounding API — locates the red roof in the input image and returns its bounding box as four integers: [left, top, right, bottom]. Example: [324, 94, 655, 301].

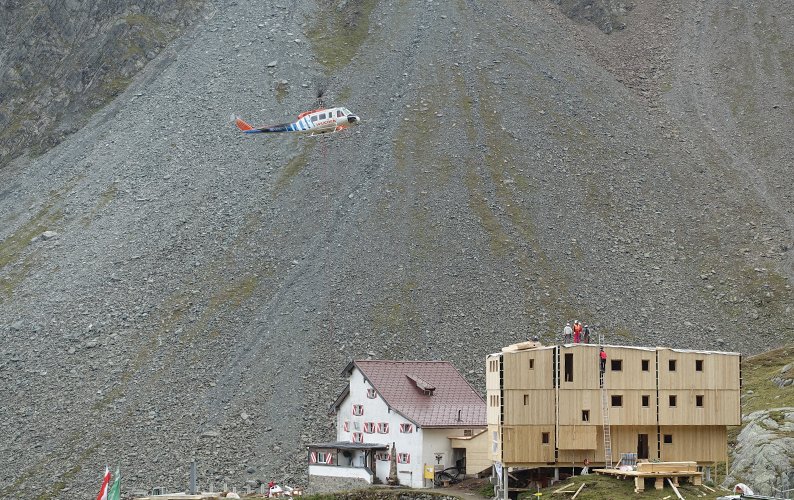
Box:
[348, 360, 486, 428]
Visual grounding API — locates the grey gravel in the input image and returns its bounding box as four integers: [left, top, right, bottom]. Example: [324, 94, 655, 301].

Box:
[0, 0, 792, 498]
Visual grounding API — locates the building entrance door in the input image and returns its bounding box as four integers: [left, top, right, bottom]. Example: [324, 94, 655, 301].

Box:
[637, 434, 649, 459]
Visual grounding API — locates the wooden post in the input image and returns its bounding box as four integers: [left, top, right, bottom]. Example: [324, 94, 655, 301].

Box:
[571, 483, 585, 499]
[503, 466, 509, 500]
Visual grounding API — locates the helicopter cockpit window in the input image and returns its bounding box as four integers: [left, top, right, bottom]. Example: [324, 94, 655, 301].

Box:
[310, 115, 318, 122]
[340, 108, 351, 116]
[337, 110, 344, 118]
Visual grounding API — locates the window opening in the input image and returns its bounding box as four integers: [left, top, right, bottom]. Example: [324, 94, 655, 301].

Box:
[377, 422, 389, 433]
[352, 404, 364, 416]
[669, 359, 677, 371]
[311, 115, 318, 122]
[611, 395, 623, 407]
[669, 395, 677, 407]
[399, 423, 414, 433]
[542, 432, 550, 444]
[642, 395, 650, 407]
[663, 434, 673, 444]
[641, 359, 650, 371]
[367, 388, 376, 399]
[696, 359, 704, 371]
[529, 358, 535, 370]
[611, 359, 623, 371]
[352, 432, 363, 443]
[397, 453, 410, 464]
[363, 422, 375, 433]
[523, 394, 529, 406]
[582, 410, 590, 422]
[564, 353, 574, 382]
[696, 395, 704, 407]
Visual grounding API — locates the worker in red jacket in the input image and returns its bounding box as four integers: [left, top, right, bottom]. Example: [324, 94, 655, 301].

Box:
[573, 320, 583, 343]
[599, 348, 607, 386]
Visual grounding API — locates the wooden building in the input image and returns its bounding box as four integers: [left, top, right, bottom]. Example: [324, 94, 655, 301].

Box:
[486, 342, 741, 471]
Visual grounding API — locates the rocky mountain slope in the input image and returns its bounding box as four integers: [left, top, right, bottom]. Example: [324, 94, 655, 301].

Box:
[0, 0, 792, 497]
[0, 0, 207, 167]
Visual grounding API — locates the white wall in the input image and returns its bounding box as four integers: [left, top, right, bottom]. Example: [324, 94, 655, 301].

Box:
[308, 465, 372, 481]
[336, 368, 424, 486]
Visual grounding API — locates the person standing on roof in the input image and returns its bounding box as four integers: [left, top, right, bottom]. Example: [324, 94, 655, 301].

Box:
[583, 324, 591, 344]
[563, 322, 573, 344]
[573, 320, 582, 343]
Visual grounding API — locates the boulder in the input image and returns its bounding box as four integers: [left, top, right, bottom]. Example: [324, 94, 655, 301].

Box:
[725, 409, 794, 496]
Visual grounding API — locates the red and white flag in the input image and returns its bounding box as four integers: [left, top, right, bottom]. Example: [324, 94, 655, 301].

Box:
[96, 466, 111, 500]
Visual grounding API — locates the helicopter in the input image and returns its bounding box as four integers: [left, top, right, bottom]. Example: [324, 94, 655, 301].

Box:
[233, 87, 360, 136]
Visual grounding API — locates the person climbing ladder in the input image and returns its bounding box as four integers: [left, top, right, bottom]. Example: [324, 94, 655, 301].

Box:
[599, 347, 607, 386]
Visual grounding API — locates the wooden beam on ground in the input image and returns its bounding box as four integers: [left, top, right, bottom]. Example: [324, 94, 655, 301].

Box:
[571, 483, 585, 499]
[701, 483, 716, 492]
[667, 478, 684, 500]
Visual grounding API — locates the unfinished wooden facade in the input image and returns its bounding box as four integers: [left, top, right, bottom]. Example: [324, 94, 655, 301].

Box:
[486, 343, 741, 469]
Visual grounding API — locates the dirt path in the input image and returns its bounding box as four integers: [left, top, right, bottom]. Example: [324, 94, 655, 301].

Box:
[428, 478, 493, 500]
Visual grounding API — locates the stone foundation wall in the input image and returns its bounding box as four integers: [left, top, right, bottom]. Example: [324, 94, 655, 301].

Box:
[307, 475, 372, 494]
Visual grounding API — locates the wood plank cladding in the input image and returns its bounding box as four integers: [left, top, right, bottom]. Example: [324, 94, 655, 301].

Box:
[659, 426, 728, 462]
[501, 425, 556, 463]
[503, 389, 555, 424]
[488, 343, 740, 466]
[557, 425, 597, 450]
[657, 349, 740, 390]
[502, 348, 555, 389]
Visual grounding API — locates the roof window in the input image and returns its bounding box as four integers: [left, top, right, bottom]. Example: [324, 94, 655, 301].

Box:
[406, 374, 435, 395]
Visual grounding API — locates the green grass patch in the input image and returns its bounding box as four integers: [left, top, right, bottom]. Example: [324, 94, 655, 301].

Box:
[0, 196, 62, 270]
[371, 281, 420, 338]
[91, 385, 125, 411]
[276, 142, 314, 192]
[464, 164, 510, 256]
[740, 345, 794, 415]
[477, 481, 495, 498]
[35, 463, 81, 500]
[306, 0, 378, 71]
[82, 182, 119, 226]
[520, 473, 724, 499]
[301, 488, 461, 500]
